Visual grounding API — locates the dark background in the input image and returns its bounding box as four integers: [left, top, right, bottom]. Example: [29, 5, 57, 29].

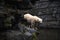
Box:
[0, 0, 60, 40]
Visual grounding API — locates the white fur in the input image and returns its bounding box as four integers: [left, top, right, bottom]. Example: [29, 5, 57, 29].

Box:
[24, 14, 34, 22]
[24, 14, 42, 23]
[33, 16, 42, 23]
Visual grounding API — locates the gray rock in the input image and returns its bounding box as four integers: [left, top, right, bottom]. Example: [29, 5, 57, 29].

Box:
[25, 27, 37, 33]
[56, 14, 60, 21]
[24, 32, 32, 36]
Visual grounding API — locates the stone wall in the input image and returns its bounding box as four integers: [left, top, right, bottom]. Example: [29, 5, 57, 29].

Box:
[29, 0, 60, 28]
[0, 0, 60, 40]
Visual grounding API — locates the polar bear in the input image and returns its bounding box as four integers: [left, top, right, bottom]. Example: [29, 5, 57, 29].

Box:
[24, 13, 42, 28]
